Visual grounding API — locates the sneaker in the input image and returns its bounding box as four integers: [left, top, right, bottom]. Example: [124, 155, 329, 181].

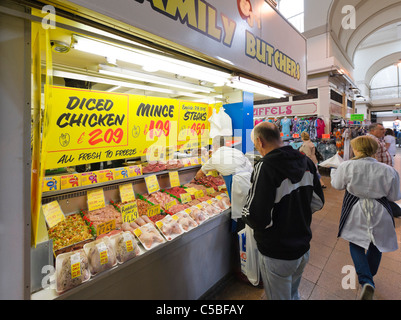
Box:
[360, 283, 374, 300]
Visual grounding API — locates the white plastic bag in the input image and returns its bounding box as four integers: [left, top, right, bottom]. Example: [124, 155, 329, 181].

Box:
[318, 153, 344, 168]
[238, 225, 259, 286]
[208, 107, 233, 138]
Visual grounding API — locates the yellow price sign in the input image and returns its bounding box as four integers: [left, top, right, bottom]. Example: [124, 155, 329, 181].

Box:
[144, 174, 160, 194]
[194, 190, 204, 199]
[87, 188, 106, 211]
[120, 202, 139, 223]
[169, 171, 181, 188]
[42, 200, 65, 228]
[119, 183, 136, 203]
[165, 200, 177, 211]
[147, 204, 161, 217]
[185, 187, 198, 195]
[206, 187, 215, 195]
[96, 219, 116, 236]
[180, 193, 192, 203]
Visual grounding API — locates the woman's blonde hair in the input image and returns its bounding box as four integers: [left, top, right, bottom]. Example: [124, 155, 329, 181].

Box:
[350, 136, 379, 159]
[301, 131, 310, 140]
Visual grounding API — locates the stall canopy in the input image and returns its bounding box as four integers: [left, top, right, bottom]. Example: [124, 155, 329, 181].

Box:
[47, 0, 307, 94]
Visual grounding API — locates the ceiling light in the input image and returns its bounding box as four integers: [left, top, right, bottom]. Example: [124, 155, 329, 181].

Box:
[73, 35, 231, 85]
[226, 76, 287, 98]
[98, 64, 214, 93]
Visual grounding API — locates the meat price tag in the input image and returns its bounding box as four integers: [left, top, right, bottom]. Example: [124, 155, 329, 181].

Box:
[42, 200, 65, 228]
[70, 252, 81, 279]
[119, 183, 136, 203]
[206, 188, 215, 195]
[185, 187, 198, 195]
[147, 204, 161, 217]
[96, 220, 116, 236]
[145, 175, 160, 194]
[168, 171, 180, 188]
[87, 188, 106, 211]
[194, 190, 204, 199]
[121, 202, 139, 223]
[165, 200, 177, 211]
[206, 170, 219, 177]
[180, 193, 192, 203]
[96, 242, 109, 265]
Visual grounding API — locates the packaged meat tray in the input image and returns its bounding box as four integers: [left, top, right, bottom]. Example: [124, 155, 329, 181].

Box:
[48, 213, 94, 253]
[133, 222, 165, 250]
[166, 159, 184, 170]
[144, 191, 179, 211]
[165, 203, 190, 215]
[56, 249, 90, 293]
[155, 214, 184, 241]
[83, 237, 117, 276]
[142, 161, 167, 173]
[184, 206, 208, 225]
[110, 231, 142, 264]
[173, 211, 198, 232]
[196, 201, 221, 217]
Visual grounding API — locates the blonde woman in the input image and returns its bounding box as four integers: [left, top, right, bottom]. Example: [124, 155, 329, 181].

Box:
[299, 131, 326, 188]
[331, 135, 401, 300]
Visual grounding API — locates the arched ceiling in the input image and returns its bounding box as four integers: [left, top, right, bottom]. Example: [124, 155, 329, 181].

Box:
[329, 0, 401, 63]
[365, 52, 401, 86]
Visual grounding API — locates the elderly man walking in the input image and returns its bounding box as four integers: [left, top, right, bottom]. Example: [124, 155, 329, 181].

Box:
[367, 123, 392, 166]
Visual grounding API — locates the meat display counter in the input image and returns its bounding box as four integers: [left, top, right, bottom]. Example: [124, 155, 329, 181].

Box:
[31, 165, 235, 300]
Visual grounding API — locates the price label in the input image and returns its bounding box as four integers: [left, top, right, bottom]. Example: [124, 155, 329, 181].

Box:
[42, 200, 65, 228]
[120, 202, 139, 223]
[87, 188, 106, 211]
[97, 242, 109, 265]
[165, 200, 177, 211]
[206, 187, 215, 195]
[206, 170, 219, 177]
[322, 134, 330, 139]
[185, 187, 198, 195]
[125, 240, 134, 252]
[144, 175, 160, 194]
[96, 219, 116, 236]
[119, 183, 136, 203]
[180, 193, 192, 203]
[292, 133, 300, 138]
[70, 252, 81, 279]
[147, 204, 161, 217]
[169, 171, 180, 188]
[194, 190, 204, 199]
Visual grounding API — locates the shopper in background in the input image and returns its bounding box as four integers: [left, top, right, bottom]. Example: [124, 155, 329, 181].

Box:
[331, 135, 400, 300]
[384, 128, 396, 166]
[242, 122, 324, 300]
[299, 131, 326, 188]
[366, 123, 392, 166]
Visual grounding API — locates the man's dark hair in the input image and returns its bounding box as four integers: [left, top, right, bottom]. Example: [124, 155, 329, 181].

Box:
[254, 122, 281, 144]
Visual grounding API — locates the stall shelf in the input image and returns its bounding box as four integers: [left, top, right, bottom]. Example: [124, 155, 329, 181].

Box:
[32, 165, 234, 300]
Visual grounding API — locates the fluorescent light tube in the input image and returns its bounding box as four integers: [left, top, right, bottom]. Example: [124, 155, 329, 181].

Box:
[73, 35, 231, 85]
[98, 64, 214, 93]
[227, 76, 287, 98]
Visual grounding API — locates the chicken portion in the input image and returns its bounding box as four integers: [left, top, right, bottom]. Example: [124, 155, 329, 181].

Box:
[174, 212, 198, 231]
[157, 215, 183, 240]
[136, 223, 165, 250]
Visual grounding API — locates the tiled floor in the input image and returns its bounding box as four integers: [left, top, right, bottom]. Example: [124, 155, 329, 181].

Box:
[213, 152, 401, 300]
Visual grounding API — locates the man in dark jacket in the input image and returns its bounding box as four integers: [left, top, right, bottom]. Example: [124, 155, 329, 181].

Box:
[242, 122, 324, 300]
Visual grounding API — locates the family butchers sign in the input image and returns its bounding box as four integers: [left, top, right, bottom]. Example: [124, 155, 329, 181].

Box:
[44, 86, 210, 169]
[65, 0, 307, 94]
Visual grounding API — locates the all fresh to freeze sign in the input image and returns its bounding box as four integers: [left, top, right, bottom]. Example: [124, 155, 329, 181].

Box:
[44, 86, 210, 169]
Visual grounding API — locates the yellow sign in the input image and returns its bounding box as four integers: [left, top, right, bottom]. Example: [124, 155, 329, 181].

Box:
[87, 188, 106, 211]
[81, 172, 99, 186]
[185, 187, 198, 195]
[97, 169, 114, 183]
[144, 174, 160, 194]
[165, 200, 177, 211]
[60, 174, 81, 189]
[42, 176, 61, 192]
[168, 171, 181, 188]
[114, 167, 129, 180]
[45, 86, 130, 169]
[127, 165, 142, 177]
[206, 187, 215, 195]
[96, 220, 116, 236]
[42, 200, 65, 228]
[120, 202, 139, 223]
[147, 204, 161, 217]
[194, 190, 205, 199]
[178, 101, 210, 144]
[119, 183, 136, 203]
[180, 193, 192, 203]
